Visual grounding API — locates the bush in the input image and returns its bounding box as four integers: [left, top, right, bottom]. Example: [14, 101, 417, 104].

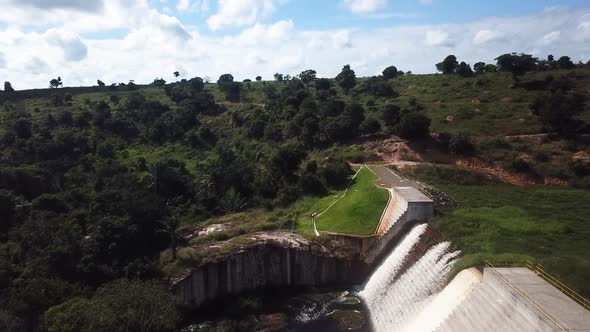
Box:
[398, 112, 430, 139]
[319, 159, 352, 189]
[448, 133, 475, 155]
[509, 159, 533, 174]
[360, 117, 381, 134]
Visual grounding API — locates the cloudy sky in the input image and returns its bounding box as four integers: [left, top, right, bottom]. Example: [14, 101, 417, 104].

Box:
[1, 0, 590, 89]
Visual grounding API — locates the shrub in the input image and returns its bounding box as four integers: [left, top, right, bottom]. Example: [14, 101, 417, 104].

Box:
[398, 112, 431, 139]
[448, 133, 475, 155]
[319, 159, 352, 189]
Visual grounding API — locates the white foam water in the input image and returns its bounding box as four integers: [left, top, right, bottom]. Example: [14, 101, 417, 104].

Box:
[359, 224, 461, 332]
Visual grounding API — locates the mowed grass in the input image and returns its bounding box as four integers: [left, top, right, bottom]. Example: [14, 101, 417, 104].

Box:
[431, 184, 590, 295]
[294, 166, 389, 236]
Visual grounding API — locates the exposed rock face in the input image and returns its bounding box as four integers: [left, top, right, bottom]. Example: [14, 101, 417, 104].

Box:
[172, 232, 367, 306]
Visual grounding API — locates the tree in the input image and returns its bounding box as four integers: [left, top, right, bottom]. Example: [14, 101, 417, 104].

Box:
[436, 55, 458, 74]
[382, 66, 398, 79]
[398, 112, 431, 139]
[315, 78, 330, 91]
[298, 69, 317, 84]
[495, 53, 538, 84]
[217, 73, 234, 92]
[448, 133, 475, 155]
[152, 78, 166, 87]
[46, 280, 178, 332]
[473, 62, 486, 74]
[173, 71, 180, 79]
[256, 76, 262, 81]
[4, 81, 14, 92]
[13, 118, 32, 139]
[335, 64, 356, 93]
[49, 77, 63, 88]
[160, 204, 180, 261]
[557, 56, 575, 69]
[484, 64, 497, 72]
[457, 62, 474, 77]
[360, 116, 381, 134]
[274, 73, 284, 82]
[530, 90, 586, 136]
[97, 80, 105, 87]
[382, 104, 401, 128]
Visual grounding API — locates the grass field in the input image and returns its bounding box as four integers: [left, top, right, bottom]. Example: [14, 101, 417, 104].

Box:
[428, 182, 590, 295]
[294, 166, 389, 236]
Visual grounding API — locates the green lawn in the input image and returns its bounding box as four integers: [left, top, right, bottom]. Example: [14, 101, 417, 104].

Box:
[294, 166, 389, 236]
[430, 183, 590, 295]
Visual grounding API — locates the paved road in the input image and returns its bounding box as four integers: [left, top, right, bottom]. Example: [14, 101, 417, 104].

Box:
[367, 165, 417, 189]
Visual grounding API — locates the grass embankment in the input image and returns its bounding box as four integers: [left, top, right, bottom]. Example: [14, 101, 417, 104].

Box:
[408, 164, 590, 295]
[294, 166, 389, 236]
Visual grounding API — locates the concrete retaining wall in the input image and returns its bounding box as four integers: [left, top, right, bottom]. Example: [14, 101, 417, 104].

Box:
[363, 187, 434, 265]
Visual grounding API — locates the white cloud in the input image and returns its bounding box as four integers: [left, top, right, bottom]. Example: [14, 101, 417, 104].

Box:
[473, 29, 501, 45]
[45, 29, 88, 61]
[342, 0, 387, 14]
[1, 4, 590, 89]
[25, 57, 50, 75]
[206, 0, 279, 30]
[11, 0, 104, 12]
[541, 30, 560, 45]
[425, 29, 453, 47]
[578, 21, 590, 41]
[0, 52, 5, 68]
[224, 20, 294, 46]
[332, 30, 353, 48]
[176, 0, 190, 11]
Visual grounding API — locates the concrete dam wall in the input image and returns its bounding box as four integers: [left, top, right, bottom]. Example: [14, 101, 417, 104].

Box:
[171, 186, 435, 307]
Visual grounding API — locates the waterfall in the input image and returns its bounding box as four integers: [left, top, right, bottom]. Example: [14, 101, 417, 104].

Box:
[359, 224, 461, 332]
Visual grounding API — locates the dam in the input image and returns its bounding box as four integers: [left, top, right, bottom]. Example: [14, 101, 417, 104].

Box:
[173, 165, 590, 331]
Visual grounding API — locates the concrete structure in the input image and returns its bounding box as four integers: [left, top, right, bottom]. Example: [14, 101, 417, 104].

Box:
[437, 267, 590, 331]
[364, 186, 434, 264]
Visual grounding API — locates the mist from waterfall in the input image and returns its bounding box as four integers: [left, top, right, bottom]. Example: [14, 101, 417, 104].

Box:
[359, 223, 461, 332]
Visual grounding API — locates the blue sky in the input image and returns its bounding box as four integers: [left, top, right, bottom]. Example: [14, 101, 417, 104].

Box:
[0, 0, 589, 88]
[148, 0, 590, 32]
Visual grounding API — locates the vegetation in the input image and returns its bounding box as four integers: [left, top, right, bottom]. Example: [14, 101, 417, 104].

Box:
[407, 164, 590, 295]
[294, 166, 388, 235]
[0, 51, 589, 330]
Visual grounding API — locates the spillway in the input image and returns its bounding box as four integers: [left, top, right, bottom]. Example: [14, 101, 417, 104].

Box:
[359, 223, 461, 332]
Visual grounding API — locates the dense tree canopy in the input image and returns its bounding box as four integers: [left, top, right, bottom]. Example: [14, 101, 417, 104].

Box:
[436, 55, 459, 74]
[382, 66, 399, 79]
[495, 53, 538, 83]
[335, 65, 356, 93]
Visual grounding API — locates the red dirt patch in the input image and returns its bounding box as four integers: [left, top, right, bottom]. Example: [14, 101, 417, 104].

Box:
[455, 159, 535, 186]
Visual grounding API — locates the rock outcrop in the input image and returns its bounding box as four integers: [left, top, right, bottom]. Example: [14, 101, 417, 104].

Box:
[171, 232, 367, 306]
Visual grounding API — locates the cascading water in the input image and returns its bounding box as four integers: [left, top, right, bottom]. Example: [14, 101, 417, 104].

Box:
[359, 223, 461, 332]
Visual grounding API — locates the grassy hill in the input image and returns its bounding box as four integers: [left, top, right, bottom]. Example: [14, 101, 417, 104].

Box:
[1, 66, 590, 328]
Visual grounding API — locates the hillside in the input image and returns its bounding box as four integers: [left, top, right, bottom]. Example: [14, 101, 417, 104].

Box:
[1, 65, 589, 330]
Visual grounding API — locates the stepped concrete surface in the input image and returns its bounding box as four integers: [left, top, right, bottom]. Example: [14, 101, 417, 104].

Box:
[363, 164, 434, 263]
[437, 267, 590, 332]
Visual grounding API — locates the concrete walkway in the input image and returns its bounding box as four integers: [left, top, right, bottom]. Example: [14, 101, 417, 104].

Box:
[367, 165, 416, 189]
[494, 267, 590, 331]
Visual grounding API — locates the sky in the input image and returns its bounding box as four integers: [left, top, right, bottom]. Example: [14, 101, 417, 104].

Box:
[0, 0, 590, 89]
